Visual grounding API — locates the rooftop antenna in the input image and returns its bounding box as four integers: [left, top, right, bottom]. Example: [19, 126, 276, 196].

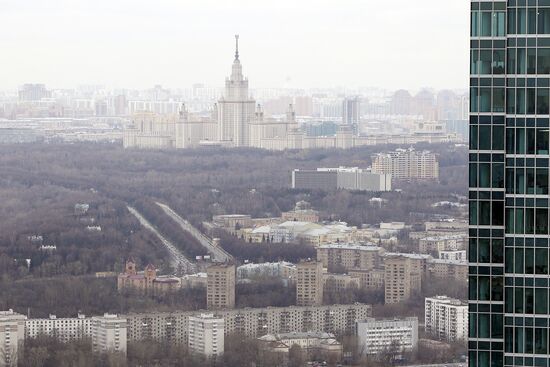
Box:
[235, 34, 239, 60]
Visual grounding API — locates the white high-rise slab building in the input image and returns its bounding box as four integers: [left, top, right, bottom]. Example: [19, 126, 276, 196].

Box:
[424, 295, 468, 342]
[188, 314, 225, 357]
[91, 314, 127, 355]
[0, 310, 26, 367]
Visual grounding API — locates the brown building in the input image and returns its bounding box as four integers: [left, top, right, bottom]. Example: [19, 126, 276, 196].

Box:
[207, 263, 236, 310]
[117, 259, 180, 294]
[296, 261, 324, 306]
[384, 255, 422, 304]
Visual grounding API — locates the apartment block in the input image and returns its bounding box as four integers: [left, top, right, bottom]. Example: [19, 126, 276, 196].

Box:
[296, 261, 324, 306]
[384, 255, 422, 304]
[91, 314, 127, 355]
[349, 268, 385, 290]
[323, 273, 360, 294]
[25, 314, 91, 342]
[316, 243, 384, 271]
[207, 263, 236, 310]
[125, 304, 371, 344]
[188, 314, 224, 357]
[292, 167, 391, 192]
[371, 148, 439, 180]
[356, 317, 418, 355]
[0, 310, 26, 367]
[425, 296, 468, 342]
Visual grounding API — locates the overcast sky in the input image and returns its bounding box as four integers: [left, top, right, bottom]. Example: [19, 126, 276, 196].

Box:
[0, 0, 469, 91]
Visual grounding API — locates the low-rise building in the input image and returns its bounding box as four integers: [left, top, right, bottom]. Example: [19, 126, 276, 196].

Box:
[438, 250, 467, 262]
[281, 209, 320, 223]
[213, 214, 252, 231]
[91, 314, 127, 355]
[323, 273, 360, 294]
[427, 259, 468, 282]
[117, 259, 181, 294]
[188, 314, 224, 357]
[258, 332, 342, 359]
[349, 268, 385, 290]
[356, 317, 418, 355]
[0, 310, 26, 367]
[418, 235, 466, 254]
[237, 262, 296, 279]
[425, 296, 468, 341]
[181, 272, 208, 288]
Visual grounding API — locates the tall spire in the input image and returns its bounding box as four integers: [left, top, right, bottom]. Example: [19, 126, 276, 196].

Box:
[234, 34, 239, 60]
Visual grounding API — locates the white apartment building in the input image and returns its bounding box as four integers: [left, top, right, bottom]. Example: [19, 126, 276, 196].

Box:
[371, 148, 439, 180]
[425, 296, 468, 341]
[356, 317, 418, 355]
[91, 314, 127, 355]
[188, 314, 225, 357]
[25, 314, 91, 342]
[126, 304, 371, 344]
[0, 310, 26, 367]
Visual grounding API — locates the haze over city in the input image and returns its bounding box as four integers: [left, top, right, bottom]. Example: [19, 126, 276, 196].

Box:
[1, 0, 469, 90]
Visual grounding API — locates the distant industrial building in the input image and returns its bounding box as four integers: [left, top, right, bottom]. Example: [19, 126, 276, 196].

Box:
[356, 317, 418, 355]
[292, 167, 391, 192]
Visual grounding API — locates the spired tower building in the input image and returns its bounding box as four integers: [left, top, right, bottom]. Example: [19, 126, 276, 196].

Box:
[217, 35, 257, 147]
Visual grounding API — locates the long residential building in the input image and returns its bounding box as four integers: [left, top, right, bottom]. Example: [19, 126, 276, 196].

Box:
[25, 314, 91, 342]
[371, 148, 439, 180]
[425, 296, 468, 342]
[125, 303, 371, 344]
[356, 317, 419, 355]
[292, 167, 391, 192]
[316, 243, 384, 271]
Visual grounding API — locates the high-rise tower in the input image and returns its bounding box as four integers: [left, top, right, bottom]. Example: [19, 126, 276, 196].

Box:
[217, 35, 256, 147]
[469, 2, 550, 366]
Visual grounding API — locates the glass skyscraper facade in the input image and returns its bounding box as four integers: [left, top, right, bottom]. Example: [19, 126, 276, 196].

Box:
[470, 1, 550, 366]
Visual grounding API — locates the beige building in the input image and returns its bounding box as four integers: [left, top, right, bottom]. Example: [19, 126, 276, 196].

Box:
[371, 148, 439, 180]
[316, 243, 384, 271]
[323, 273, 360, 294]
[384, 255, 422, 304]
[349, 268, 385, 290]
[427, 259, 468, 282]
[0, 310, 26, 367]
[188, 314, 224, 357]
[126, 304, 371, 344]
[418, 235, 466, 254]
[91, 314, 127, 355]
[296, 261, 324, 306]
[281, 209, 320, 223]
[207, 264, 236, 310]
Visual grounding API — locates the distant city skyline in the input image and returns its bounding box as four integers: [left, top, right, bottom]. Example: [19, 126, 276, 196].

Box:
[1, 0, 469, 91]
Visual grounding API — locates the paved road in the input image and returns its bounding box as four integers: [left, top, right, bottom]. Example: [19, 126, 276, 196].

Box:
[127, 206, 196, 274]
[156, 202, 233, 263]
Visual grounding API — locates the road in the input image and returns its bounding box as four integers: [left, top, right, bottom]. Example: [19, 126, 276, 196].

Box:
[127, 206, 196, 274]
[156, 202, 234, 263]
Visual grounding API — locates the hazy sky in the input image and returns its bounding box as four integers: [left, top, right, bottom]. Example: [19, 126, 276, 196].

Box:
[1, 0, 469, 91]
